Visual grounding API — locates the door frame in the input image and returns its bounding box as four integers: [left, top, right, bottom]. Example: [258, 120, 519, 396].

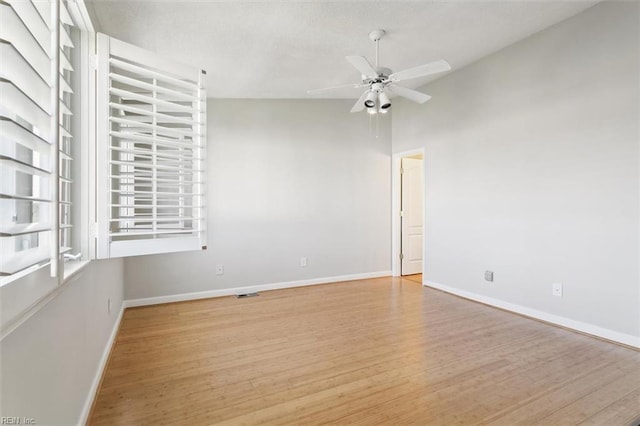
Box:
[392, 148, 425, 277]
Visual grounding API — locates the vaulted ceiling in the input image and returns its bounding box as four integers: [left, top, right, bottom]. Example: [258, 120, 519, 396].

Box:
[88, 0, 600, 99]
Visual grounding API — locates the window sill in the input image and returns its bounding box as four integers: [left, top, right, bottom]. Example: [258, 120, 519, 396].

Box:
[62, 259, 91, 283]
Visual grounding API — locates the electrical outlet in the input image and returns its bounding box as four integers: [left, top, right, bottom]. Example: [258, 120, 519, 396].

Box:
[552, 283, 563, 297]
[300, 257, 308, 267]
[484, 270, 494, 282]
[215, 264, 224, 275]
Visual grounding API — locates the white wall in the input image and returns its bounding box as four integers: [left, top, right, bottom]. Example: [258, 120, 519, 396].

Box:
[393, 1, 640, 340]
[0, 259, 124, 425]
[124, 99, 391, 300]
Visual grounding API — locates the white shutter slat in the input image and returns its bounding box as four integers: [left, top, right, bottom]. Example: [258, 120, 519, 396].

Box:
[108, 103, 195, 126]
[109, 117, 196, 138]
[109, 176, 198, 185]
[110, 192, 200, 199]
[59, 48, 72, 71]
[110, 229, 197, 238]
[0, 44, 51, 114]
[1, 225, 52, 237]
[0, 120, 51, 163]
[59, 0, 73, 26]
[0, 152, 51, 175]
[59, 99, 72, 116]
[109, 72, 198, 103]
[59, 74, 73, 94]
[0, 198, 52, 237]
[110, 130, 199, 149]
[59, 24, 73, 48]
[109, 87, 194, 114]
[110, 146, 195, 161]
[6, 0, 52, 56]
[109, 58, 198, 92]
[97, 33, 206, 259]
[0, 194, 52, 203]
[0, 212, 51, 236]
[108, 161, 200, 173]
[110, 202, 202, 207]
[109, 216, 203, 223]
[0, 230, 52, 275]
[59, 126, 71, 139]
[30, 0, 52, 30]
[0, 157, 52, 186]
[60, 146, 73, 161]
[0, 4, 51, 83]
[0, 83, 52, 137]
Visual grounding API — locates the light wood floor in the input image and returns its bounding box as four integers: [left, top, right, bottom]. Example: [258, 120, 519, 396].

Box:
[90, 276, 640, 425]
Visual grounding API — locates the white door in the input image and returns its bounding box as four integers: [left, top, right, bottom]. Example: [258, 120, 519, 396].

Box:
[401, 157, 424, 275]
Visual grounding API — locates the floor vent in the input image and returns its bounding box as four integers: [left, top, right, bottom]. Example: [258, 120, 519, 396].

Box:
[235, 293, 259, 299]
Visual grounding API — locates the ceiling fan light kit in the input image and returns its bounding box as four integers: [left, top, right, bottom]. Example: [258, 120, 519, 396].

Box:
[378, 92, 391, 109]
[308, 29, 452, 114]
[364, 91, 377, 108]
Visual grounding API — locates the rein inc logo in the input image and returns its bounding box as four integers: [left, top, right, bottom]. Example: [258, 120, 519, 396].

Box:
[1, 418, 35, 425]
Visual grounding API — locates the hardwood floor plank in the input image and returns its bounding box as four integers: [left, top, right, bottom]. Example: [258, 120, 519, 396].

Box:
[580, 387, 640, 426]
[89, 276, 640, 425]
[483, 355, 640, 425]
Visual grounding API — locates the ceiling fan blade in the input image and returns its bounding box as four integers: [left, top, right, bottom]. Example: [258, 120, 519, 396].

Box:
[389, 59, 451, 82]
[346, 56, 378, 78]
[307, 82, 365, 95]
[350, 90, 370, 113]
[387, 85, 432, 104]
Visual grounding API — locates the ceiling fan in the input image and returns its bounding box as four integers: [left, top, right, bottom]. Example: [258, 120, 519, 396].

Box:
[308, 29, 451, 114]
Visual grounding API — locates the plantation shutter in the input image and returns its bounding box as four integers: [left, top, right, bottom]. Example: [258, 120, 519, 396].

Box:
[96, 33, 207, 258]
[58, 0, 76, 258]
[0, 0, 56, 278]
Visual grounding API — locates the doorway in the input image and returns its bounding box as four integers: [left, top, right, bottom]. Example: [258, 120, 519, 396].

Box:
[392, 149, 424, 278]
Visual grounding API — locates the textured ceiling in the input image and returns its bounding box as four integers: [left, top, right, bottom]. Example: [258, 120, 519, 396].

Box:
[87, 0, 600, 99]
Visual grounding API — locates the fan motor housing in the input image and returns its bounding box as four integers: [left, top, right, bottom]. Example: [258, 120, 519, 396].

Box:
[371, 82, 386, 94]
[376, 67, 392, 77]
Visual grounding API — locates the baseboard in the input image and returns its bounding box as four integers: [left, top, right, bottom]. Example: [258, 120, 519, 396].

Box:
[78, 303, 125, 425]
[124, 271, 392, 308]
[424, 280, 640, 349]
